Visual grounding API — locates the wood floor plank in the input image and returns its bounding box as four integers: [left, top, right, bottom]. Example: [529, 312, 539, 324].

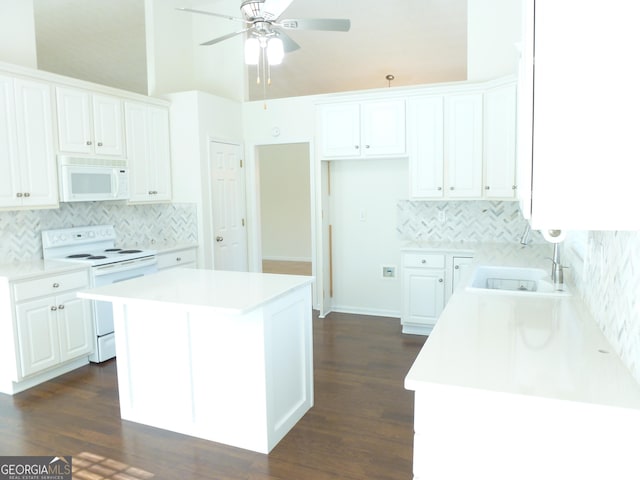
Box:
[0, 312, 426, 479]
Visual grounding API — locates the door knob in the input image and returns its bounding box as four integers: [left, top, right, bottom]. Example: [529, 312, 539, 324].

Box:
[216, 236, 224, 242]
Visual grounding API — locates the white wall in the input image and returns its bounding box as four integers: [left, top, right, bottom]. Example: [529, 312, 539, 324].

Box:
[145, 0, 245, 100]
[0, 0, 37, 68]
[242, 95, 318, 270]
[167, 90, 243, 268]
[259, 143, 311, 262]
[467, 0, 522, 81]
[329, 158, 409, 317]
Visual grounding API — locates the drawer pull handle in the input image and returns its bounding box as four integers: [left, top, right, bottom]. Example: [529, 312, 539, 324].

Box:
[176, 257, 182, 262]
[454, 265, 460, 270]
[52, 282, 60, 288]
[421, 259, 426, 264]
[58, 305, 65, 310]
[439, 278, 444, 283]
[50, 306, 57, 311]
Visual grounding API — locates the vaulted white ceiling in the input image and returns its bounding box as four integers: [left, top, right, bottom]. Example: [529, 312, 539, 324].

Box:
[33, 0, 468, 100]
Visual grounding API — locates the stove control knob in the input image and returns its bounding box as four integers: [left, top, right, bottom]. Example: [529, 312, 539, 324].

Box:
[59, 235, 67, 242]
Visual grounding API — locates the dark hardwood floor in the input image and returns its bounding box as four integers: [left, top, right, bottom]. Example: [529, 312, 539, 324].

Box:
[0, 312, 426, 479]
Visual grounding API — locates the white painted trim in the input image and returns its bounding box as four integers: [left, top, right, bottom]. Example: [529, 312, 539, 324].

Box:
[262, 256, 313, 263]
[244, 137, 319, 309]
[330, 305, 401, 319]
[0, 60, 168, 105]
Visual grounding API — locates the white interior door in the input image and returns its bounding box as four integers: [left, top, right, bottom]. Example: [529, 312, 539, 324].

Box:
[210, 141, 248, 271]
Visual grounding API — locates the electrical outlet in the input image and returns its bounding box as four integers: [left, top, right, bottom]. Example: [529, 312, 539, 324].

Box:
[382, 265, 396, 278]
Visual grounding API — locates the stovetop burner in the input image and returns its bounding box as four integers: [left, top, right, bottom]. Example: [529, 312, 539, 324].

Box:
[42, 225, 157, 267]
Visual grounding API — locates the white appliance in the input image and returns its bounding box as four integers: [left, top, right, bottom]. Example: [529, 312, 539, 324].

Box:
[58, 156, 129, 202]
[42, 225, 157, 362]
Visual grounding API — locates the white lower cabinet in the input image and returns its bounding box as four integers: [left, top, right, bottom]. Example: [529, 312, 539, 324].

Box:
[156, 246, 198, 270]
[451, 256, 474, 297]
[401, 250, 473, 335]
[0, 268, 94, 394]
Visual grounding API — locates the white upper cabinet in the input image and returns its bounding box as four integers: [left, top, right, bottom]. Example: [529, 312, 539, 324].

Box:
[56, 87, 124, 157]
[125, 101, 172, 203]
[408, 96, 445, 197]
[0, 75, 58, 210]
[409, 91, 484, 199]
[409, 79, 517, 201]
[319, 99, 406, 159]
[483, 83, 517, 199]
[445, 93, 483, 198]
[519, 0, 640, 230]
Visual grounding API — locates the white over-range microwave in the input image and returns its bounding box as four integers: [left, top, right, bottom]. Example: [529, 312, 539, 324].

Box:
[58, 156, 129, 202]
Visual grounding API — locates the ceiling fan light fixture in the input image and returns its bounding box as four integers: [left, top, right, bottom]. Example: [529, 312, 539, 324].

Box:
[267, 37, 285, 65]
[244, 37, 260, 65]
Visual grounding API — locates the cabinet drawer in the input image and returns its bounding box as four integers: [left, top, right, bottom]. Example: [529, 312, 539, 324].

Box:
[13, 270, 89, 302]
[157, 248, 197, 270]
[403, 253, 445, 269]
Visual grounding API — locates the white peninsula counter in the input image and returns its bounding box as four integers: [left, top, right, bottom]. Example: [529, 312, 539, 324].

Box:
[404, 246, 640, 480]
[79, 268, 314, 454]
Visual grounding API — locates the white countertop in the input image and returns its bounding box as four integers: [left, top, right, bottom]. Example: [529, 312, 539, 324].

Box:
[0, 259, 89, 281]
[405, 243, 640, 411]
[78, 268, 314, 315]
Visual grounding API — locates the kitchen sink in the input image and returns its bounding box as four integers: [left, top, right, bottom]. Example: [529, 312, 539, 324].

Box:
[467, 265, 571, 296]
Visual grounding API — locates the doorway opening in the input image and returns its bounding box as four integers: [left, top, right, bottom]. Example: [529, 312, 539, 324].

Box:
[257, 143, 312, 276]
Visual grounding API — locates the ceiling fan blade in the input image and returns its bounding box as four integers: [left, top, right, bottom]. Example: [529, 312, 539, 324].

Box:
[200, 28, 252, 46]
[176, 7, 249, 24]
[277, 18, 351, 32]
[262, 0, 295, 20]
[274, 30, 301, 53]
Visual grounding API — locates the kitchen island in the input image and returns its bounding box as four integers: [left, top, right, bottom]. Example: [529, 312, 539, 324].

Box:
[78, 268, 314, 454]
[404, 245, 640, 479]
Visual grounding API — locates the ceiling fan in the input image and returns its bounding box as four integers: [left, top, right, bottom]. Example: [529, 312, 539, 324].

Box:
[177, 0, 351, 68]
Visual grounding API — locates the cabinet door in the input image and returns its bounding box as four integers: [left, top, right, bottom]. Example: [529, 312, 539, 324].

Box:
[402, 268, 445, 327]
[57, 291, 93, 362]
[484, 84, 517, 199]
[16, 297, 60, 378]
[409, 96, 444, 198]
[320, 103, 360, 158]
[56, 87, 92, 154]
[361, 100, 406, 157]
[452, 256, 473, 294]
[147, 106, 172, 200]
[13, 78, 58, 208]
[92, 94, 124, 156]
[126, 102, 171, 203]
[125, 102, 149, 201]
[446, 94, 483, 198]
[0, 75, 21, 208]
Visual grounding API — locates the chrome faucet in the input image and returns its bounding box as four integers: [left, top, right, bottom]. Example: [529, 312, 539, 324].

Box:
[550, 243, 564, 287]
[519, 223, 531, 245]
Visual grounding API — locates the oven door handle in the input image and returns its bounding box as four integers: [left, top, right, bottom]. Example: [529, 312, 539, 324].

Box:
[92, 256, 157, 276]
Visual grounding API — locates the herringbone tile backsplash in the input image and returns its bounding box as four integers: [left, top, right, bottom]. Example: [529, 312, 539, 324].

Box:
[0, 203, 198, 263]
[397, 200, 544, 243]
[575, 231, 640, 383]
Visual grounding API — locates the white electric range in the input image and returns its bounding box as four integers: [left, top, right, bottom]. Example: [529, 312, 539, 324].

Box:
[42, 224, 157, 362]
